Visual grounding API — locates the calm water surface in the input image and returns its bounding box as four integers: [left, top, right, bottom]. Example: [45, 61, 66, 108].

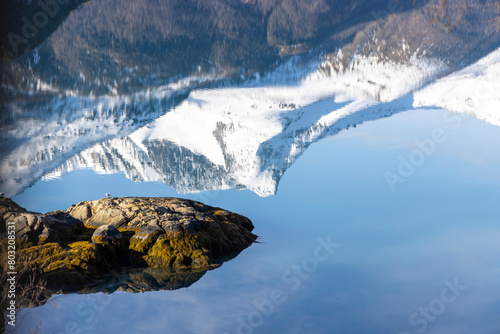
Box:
[14, 108, 500, 334]
[2, 2, 500, 333]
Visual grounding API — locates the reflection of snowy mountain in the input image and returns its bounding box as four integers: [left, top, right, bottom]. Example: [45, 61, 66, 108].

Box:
[414, 48, 500, 127]
[45, 89, 411, 196]
[2, 47, 500, 197]
[0, 75, 220, 196]
[0, 46, 440, 197]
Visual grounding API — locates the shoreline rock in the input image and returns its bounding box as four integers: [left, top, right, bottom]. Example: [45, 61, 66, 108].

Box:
[0, 196, 257, 290]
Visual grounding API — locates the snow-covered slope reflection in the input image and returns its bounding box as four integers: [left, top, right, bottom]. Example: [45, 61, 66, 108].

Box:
[46, 83, 412, 196]
[2, 47, 500, 197]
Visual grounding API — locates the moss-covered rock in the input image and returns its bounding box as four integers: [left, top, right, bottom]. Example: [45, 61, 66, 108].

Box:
[91, 225, 123, 244]
[0, 196, 257, 290]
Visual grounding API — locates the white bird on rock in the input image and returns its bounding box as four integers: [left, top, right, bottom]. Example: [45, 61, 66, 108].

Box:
[105, 193, 111, 197]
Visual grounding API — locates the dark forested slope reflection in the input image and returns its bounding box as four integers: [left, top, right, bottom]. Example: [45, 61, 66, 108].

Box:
[1, 0, 499, 197]
[0, 0, 87, 60]
[1, 0, 499, 95]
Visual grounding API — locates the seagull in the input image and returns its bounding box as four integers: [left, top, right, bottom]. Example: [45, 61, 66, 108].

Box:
[105, 193, 111, 197]
[0, 193, 4, 197]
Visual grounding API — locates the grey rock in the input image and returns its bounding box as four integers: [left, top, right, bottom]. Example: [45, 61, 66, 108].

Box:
[1, 196, 257, 283]
[91, 225, 123, 243]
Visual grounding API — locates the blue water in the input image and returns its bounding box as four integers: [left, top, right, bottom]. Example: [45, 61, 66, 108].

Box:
[14, 108, 500, 334]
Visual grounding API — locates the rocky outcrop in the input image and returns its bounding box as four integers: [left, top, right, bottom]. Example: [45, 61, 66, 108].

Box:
[0, 197, 83, 244]
[0, 196, 257, 289]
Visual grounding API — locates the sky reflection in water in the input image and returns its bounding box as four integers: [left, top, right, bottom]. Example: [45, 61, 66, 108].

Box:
[14, 108, 500, 334]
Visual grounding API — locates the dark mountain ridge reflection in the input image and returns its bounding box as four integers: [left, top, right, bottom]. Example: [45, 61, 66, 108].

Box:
[1, 0, 499, 96]
[0, 0, 423, 95]
[1, 0, 499, 197]
[0, 0, 87, 60]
